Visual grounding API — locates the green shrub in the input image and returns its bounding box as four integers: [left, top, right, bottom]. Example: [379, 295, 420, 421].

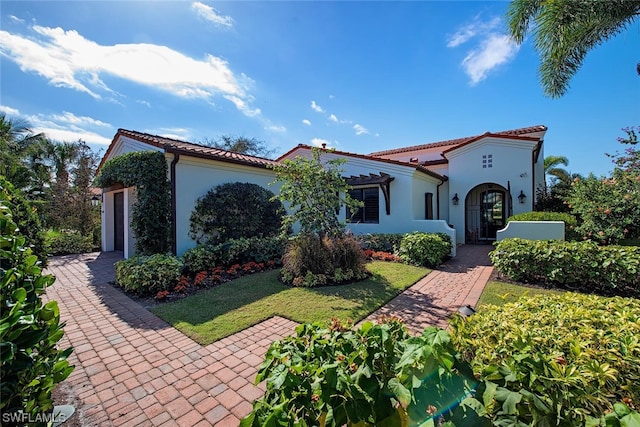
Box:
[0, 195, 74, 418]
[242, 319, 487, 426]
[189, 182, 285, 245]
[356, 233, 404, 253]
[46, 230, 94, 256]
[0, 176, 47, 266]
[491, 238, 640, 297]
[398, 232, 451, 267]
[182, 236, 287, 274]
[281, 234, 367, 287]
[450, 292, 640, 426]
[115, 254, 182, 296]
[507, 210, 580, 241]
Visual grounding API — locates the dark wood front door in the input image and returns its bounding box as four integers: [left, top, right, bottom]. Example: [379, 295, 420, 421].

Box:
[114, 192, 124, 252]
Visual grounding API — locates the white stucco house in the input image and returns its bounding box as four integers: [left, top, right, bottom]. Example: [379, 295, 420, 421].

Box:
[97, 125, 546, 258]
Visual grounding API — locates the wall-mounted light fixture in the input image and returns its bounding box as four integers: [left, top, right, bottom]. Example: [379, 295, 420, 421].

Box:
[91, 195, 101, 207]
[452, 193, 459, 205]
[518, 190, 526, 204]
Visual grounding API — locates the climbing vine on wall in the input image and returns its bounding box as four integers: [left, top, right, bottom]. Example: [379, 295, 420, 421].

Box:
[94, 151, 171, 255]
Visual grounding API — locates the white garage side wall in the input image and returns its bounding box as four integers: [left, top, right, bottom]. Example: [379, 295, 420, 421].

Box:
[100, 187, 136, 257]
[496, 221, 564, 241]
[173, 156, 279, 256]
[101, 191, 114, 252]
[446, 138, 537, 244]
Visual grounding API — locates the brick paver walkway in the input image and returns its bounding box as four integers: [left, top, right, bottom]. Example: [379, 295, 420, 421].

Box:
[45, 245, 492, 426]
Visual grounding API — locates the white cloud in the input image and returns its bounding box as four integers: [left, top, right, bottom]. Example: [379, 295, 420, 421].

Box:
[9, 15, 25, 25]
[265, 124, 286, 133]
[310, 100, 324, 113]
[329, 113, 339, 123]
[353, 124, 369, 135]
[37, 127, 113, 145]
[50, 111, 111, 128]
[0, 25, 259, 116]
[462, 34, 519, 85]
[137, 100, 151, 108]
[302, 119, 311, 126]
[191, 2, 234, 28]
[446, 16, 501, 48]
[311, 137, 331, 148]
[0, 105, 21, 116]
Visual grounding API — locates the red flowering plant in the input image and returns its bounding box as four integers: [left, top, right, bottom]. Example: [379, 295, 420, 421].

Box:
[156, 290, 170, 300]
[194, 271, 208, 286]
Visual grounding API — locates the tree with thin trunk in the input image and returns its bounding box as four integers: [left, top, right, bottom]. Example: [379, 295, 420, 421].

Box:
[507, 0, 640, 98]
[544, 155, 570, 184]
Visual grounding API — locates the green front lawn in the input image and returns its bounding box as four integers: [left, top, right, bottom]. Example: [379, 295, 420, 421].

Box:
[476, 280, 564, 308]
[151, 261, 430, 345]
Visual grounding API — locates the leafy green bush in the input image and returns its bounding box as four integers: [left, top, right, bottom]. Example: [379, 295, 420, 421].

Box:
[115, 254, 182, 296]
[0, 176, 47, 266]
[398, 232, 451, 267]
[189, 182, 285, 245]
[450, 292, 640, 426]
[491, 238, 640, 297]
[46, 230, 94, 256]
[507, 210, 580, 241]
[356, 233, 404, 253]
[0, 196, 74, 418]
[568, 170, 640, 245]
[242, 318, 486, 427]
[281, 234, 367, 287]
[181, 236, 287, 274]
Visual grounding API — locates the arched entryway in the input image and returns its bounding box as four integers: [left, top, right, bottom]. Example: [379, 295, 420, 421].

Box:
[465, 183, 510, 243]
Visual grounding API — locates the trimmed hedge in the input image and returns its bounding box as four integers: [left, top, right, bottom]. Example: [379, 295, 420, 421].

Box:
[47, 231, 94, 256]
[507, 211, 580, 241]
[181, 236, 287, 274]
[450, 292, 640, 426]
[397, 232, 451, 267]
[491, 238, 640, 297]
[115, 254, 182, 296]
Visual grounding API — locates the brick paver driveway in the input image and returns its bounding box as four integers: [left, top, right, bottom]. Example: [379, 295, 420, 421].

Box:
[46, 245, 493, 426]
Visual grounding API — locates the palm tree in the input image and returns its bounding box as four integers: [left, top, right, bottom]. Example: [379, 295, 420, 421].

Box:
[507, 0, 640, 98]
[0, 114, 49, 194]
[544, 155, 570, 183]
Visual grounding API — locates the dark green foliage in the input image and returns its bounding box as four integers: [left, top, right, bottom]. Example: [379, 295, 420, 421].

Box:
[398, 232, 451, 267]
[0, 195, 74, 418]
[115, 254, 182, 296]
[0, 176, 47, 267]
[242, 319, 486, 427]
[507, 210, 580, 241]
[281, 234, 368, 287]
[46, 231, 94, 256]
[181, 236, 287, 274]
[189, 182, 284, 245]
[356, 233, 404, 253]
[491, 238, 640, 297]
[94, 151, 171, 255]
[450, 292, 640, 426]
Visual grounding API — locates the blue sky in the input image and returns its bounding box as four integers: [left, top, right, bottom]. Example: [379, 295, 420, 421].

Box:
[1, 1, 638, 177]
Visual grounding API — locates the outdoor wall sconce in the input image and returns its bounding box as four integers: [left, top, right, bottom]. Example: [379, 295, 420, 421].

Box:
[518, 190, 526, 204]
[452, 193, 459, 205]
[91, 195, 101, 207]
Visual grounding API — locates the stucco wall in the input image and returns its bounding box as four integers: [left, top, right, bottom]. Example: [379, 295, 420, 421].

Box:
[173, 155, 278, 256]
[446, 138, 537, 243]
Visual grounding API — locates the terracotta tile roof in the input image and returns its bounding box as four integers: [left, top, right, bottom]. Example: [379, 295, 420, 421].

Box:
[369, 125, 547, 157]
[98, 129, 278, 172]
[277, 144, 447, 181]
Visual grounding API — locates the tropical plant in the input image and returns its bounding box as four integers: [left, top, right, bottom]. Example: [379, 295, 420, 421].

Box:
[450, 292, 640, 426]
[0, 191, 74, 419]
[270, 147, 362, 238]
[189, 182, 284, 244]
[115, 254, 182, 296]
[242, 318, 487, 427]
[507, 0, 640, 97]
[544, 155, 570, 184]
[397, 232, 451, 267]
